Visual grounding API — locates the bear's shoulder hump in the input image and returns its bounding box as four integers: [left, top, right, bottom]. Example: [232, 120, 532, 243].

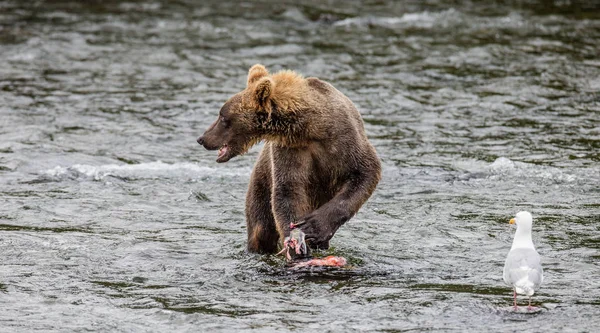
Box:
[306, 77, 333, 95]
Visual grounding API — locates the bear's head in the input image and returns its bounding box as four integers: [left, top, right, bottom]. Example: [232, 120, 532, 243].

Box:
[197, 64, 304, 163]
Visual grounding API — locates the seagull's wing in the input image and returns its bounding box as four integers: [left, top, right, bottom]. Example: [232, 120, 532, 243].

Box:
[503, 248, 543, 294]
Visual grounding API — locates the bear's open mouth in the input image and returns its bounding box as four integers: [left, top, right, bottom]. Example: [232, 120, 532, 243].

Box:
[217, 145, 230, 163]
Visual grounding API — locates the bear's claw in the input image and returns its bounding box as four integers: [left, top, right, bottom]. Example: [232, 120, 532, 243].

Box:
[290, 221, 304, 229]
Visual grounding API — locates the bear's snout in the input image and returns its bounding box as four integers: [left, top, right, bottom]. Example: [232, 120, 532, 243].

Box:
[197, 135, 216, 150]
[197, 135, 215, 149]
[197, 135, 221, 151]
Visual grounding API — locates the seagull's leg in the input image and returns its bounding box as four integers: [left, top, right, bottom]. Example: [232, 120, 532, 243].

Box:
[528, 297, 532, 311]
[513, 290, 518, 310]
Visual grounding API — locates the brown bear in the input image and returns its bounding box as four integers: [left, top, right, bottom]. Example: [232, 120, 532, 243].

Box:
[197, 64, 381, 254]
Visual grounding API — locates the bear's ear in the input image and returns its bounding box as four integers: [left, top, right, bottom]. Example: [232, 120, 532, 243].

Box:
[253, 77, 274, 109]
[247, 64, 269, 87]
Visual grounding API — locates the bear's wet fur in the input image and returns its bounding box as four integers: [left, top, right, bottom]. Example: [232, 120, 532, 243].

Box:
[197, 64, 381, 253]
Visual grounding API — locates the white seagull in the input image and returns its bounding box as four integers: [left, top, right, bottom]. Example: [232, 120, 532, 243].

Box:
[503, 211, 544, 311]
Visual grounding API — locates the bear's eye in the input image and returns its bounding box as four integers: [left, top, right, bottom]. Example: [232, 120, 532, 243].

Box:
[220, 116, 229, 127]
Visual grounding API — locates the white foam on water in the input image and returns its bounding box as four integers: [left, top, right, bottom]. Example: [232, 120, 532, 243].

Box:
[334, 9, 462, 29]
[43, 161, 251, 182]
[488, 157, 517, 171]
[450, 156, 600, 185]
[484, 157, 589, 184]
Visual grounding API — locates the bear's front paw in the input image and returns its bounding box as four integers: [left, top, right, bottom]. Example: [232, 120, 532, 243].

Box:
[293, 211, 343, 250]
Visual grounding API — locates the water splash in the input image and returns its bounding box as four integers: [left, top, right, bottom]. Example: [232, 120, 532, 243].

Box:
[41, 161, 251, 182]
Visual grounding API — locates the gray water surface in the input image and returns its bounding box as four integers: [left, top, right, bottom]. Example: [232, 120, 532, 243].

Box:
[1, 1, 599, 332]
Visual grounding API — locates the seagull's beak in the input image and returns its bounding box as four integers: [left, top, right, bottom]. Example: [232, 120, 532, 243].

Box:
[509, 218, 515, 224]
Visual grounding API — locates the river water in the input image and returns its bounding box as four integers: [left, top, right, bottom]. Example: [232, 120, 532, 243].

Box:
[1, 0, 599, 332]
